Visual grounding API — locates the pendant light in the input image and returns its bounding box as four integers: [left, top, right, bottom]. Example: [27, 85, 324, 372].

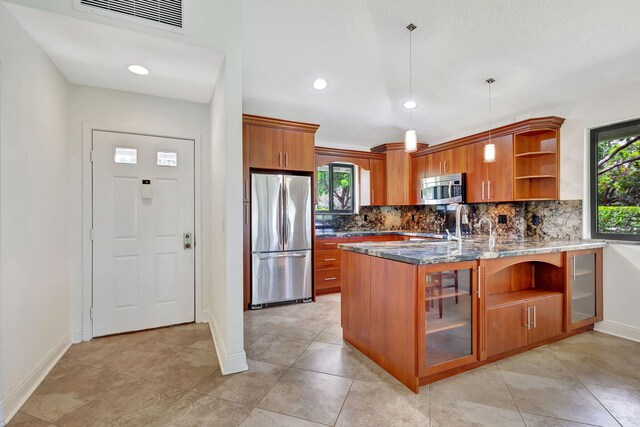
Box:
[404, 23, 418, 153]
[484, 77, 496, 163]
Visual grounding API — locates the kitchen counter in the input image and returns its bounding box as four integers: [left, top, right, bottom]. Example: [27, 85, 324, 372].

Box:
[338, 237, 606, 265]
[315, 229, 447, 239]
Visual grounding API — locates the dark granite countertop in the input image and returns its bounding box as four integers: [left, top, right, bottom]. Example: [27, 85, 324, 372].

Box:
[315, 230, 447, 239]
[337, 238, 606, 265]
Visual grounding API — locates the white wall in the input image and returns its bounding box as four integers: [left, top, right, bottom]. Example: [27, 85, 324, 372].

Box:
[67, 84, 210, 339]
[524, 81, 640, 341]
[0, 3, 70, 423]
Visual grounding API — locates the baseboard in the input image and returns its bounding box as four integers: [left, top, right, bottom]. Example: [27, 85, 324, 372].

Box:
[2, 334, 70, 425]
[70, 330, 84, 344]
[208, 314, 248, 375]
[595, 320, 640, 343]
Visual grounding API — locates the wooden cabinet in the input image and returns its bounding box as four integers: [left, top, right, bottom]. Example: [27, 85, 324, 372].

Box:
[369, 158, 387, 206]
[566, 248, 603, 331]
[315, 237, 347, 295]
[465, 135, 513, 203]
[244, 115, 319, 172]
[410, 155, 426, 204]
[527, 294, 563, 344]
[283, 130, 315, 171]
[418, 261, 479, 377]
[341, 251, 372, 347]
[371, 143, 428, 206]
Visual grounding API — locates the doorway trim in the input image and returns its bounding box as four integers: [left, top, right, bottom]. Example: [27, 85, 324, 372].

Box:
[81, 123, 204, 342]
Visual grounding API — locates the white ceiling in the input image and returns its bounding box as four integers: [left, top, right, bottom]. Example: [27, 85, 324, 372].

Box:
[243, 0, 640, 149]
[5, 2, 224, 103]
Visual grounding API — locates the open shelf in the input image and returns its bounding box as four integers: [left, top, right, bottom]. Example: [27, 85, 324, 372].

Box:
[515, 151, 556, 157]
[487, 289, 563, 309]
[515, 174, 557, 180]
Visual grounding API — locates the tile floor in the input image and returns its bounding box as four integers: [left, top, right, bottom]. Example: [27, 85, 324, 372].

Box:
[9, 294, 640, 426]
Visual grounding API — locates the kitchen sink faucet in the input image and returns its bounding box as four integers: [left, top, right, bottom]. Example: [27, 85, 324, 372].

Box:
[479, 217, 496, 250]
[446, 204, 469, 243]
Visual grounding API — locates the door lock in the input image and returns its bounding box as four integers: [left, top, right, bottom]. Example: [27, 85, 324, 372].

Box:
[183, 233, 193, 250]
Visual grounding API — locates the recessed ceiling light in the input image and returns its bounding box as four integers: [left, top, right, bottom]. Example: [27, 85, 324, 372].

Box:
[128, 65, 150, 75]
[313, 78, 328, 90]
[403, 100, 417, 109]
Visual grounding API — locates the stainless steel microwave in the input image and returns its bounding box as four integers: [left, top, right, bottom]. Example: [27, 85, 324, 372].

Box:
[420, 173, 465, 205]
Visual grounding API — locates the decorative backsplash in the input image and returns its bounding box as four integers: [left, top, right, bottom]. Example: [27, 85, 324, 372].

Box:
[316, 200, 583, 241]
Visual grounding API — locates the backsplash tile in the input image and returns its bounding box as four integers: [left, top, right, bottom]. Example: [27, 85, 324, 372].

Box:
[316, 200, 583, 241]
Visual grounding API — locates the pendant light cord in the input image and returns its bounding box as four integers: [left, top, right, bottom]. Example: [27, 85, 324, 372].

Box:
[487, 77, 495, 142]
[408, 23, 416, 130]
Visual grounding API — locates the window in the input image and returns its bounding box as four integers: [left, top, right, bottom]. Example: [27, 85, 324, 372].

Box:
[590, 118, 640, 241]
[114, 147, 137, 164]
[316, 163, 355, 213]
[157, 151, 178, 167]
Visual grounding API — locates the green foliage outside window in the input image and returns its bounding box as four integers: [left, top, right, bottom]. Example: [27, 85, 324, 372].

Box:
[316, 163, 354, 213]
[592, 120, 640, 239]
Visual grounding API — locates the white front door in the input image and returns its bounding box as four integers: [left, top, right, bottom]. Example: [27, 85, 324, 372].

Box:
[92, 131, 195, 337]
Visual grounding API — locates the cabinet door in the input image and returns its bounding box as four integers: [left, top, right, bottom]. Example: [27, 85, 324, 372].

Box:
[283, 130, 315, 171]
[528, 294, 563, 344]
[369, 159, 386, 206]
[446, 146, 466, 175]
[465, 141, 488, 203]
[425, 152, 443, 177]
[486, 135, 513, 202]
[566, 249, 602, 330]
[418, 261, 478, 376]
[242, 124, 250, 202]
[410, 155, 426, 204]
[341, 252, 371, 346]
[243, 202, 250, 310]
[247, 125, 283, 169]
[485, 302, 528, 357]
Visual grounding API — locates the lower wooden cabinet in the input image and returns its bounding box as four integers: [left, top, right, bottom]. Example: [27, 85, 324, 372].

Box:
[566, 249, 603, 331]
[485, 293, 562, 357]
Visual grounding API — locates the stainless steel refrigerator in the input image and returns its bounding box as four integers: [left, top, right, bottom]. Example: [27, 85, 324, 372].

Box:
[251, 173, 312, 308]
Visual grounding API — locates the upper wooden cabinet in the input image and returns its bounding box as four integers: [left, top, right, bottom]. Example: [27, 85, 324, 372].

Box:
[371, 142, 428, 206]
[465, 135, 513, 203]
[369, 158, 387, 206]
[243, 114, 319, 173]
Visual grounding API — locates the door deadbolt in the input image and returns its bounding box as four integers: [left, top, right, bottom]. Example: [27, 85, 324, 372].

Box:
[183, 233, 193, 250]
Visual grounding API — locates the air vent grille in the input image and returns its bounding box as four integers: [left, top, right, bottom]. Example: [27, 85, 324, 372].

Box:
[81, 0, 182, 28]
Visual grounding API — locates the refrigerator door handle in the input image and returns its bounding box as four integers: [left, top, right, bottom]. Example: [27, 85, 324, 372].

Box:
[278, 178, 285, 251]
[282, 180, 288, 248]
[259, 253, 306, 260]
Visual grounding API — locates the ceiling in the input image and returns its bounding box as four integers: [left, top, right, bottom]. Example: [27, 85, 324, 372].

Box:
[243, 0, 640, 149]
[5, 2, 224, 103]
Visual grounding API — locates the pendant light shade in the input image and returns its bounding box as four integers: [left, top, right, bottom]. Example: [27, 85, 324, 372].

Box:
[483, 143, 496, 162]
[405, 130, 417, 152]
[404, 23, 417, 153]
[484, 77, 496, 163]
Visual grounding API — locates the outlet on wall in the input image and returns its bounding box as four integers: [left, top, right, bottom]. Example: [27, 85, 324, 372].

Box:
[411, 214, 415, 221]
[498, 215, 507, 224]
[531, 215, 541, 226]
[363, 214, 368, 221]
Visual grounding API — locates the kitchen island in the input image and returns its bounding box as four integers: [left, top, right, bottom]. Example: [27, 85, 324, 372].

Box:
[338, 238, 605, 392]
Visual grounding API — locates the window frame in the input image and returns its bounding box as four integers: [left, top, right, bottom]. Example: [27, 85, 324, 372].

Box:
[590, 118, 640, 242]
[316, 162, 356, 214]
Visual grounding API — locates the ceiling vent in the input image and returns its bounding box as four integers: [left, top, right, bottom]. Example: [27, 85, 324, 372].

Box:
[78, 0, 183, 30]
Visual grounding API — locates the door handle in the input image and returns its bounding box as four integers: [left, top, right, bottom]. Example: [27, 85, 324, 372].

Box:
[259, 253, 306, 260]
[371, 189, 375, 205]
[481, 181, 485, 200]
[183, 233, 193, 250]
[571, 255, 576, 280]
[285, 152, 289, 167]
[279, 152, 283, 166]
[324, 277, 337, 281]
[324, 258, 337, 261]
[476, 267, 481, 298]
[524, 307, 531, 330]
[323, 242, 337, 246]
[444, 161, 447, 174]
[488, 180, 491, 199]
[533, 305, 537, 328]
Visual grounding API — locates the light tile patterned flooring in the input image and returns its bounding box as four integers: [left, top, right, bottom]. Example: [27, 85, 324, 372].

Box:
[9, 294, 640, 426]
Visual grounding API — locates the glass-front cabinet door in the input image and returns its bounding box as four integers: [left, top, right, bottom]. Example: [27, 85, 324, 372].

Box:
[418, 261, 478, 376]
[566, 249, 603, 330]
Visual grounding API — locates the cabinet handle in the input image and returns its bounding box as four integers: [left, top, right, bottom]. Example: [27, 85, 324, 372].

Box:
[244, 179, 248, 199]
[324, 258, 337, 261]
[371, 189, 375, 205]
[244, 204, 249, 225]
[524, 307, 531, 330]
[476, 267, 481, 298]
[324, 277, 337, 281]
[533, 305, 537, 328]
[444, 161, 447, 174]
[285, 152, 289, 167]
[439, 161, 443, 175]
[279, 152, 283, 166]
[323, 243, 337, 246]
[481, 181, 485, 200]
[488, 180, 491, 199]
[571, 255, 576, 280]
